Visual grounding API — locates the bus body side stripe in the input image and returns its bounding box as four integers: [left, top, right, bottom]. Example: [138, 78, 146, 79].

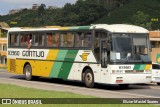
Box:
[58, 50, 78, 80]
[145, 64, 151, 70]
[50, 50, 68, 78]
[133, 64, 141, 70]
[133, 64, 151, 70]
[46, 50, 59, 60]
[139, 64, 146, 70]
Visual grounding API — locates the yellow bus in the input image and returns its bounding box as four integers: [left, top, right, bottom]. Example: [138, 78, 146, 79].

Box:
[7, 24, 152, 88]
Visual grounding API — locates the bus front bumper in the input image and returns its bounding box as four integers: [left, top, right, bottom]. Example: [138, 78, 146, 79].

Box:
[109, 74, 151, 84]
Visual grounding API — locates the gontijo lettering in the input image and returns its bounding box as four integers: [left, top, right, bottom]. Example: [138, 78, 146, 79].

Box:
[22, 51, 44, 57]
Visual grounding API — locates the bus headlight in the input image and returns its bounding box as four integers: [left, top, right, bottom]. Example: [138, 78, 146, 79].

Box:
[144, 70, 151, 73]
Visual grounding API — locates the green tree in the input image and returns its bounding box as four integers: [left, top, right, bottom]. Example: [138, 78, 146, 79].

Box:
[132, 11, 152, 30]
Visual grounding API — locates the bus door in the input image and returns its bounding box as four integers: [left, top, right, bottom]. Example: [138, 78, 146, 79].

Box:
[100, 39, 110, 68]
[100, 39, 110, 82]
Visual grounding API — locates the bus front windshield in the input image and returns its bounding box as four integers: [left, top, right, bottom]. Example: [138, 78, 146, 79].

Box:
[110, 33, 151, 63]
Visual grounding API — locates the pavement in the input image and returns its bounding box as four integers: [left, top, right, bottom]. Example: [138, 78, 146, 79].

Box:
[0, 69, 160, 98]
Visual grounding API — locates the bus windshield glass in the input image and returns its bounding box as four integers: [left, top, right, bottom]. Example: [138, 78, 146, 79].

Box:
[110, 33, 150, 63]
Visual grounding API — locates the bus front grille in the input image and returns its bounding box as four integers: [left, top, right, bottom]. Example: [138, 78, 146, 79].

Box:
[125, 70, 144, 73]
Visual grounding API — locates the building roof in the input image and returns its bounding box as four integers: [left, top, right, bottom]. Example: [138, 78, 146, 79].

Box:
[0, 22, 10, 29]
[149, 31, 160, 38]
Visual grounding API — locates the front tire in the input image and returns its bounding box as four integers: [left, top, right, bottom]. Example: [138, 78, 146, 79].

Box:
[24, 64, 32, 81]
[84, 69, 94, 88]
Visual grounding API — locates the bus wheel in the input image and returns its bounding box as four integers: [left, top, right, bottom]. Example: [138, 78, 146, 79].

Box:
[157, 83, 160, 85]
[24, 64, 32, 81]
[119, 84, 130, 88]
[84, 69, 94, 88]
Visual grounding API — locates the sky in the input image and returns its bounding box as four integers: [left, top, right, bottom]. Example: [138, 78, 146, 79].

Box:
[0, 0, 77, 15]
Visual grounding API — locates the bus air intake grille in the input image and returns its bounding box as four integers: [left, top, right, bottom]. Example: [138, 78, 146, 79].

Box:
[10, 59, 16, 72]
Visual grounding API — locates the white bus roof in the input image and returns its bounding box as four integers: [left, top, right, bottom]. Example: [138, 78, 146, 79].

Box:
[8, 24, 149, 34]
[93, 24, 149, 33]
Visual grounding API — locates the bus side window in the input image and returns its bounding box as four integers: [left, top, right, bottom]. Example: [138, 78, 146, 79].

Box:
[21, 34, 27, 46]
[10, 34, 15, 46]
[15, 34, 20, 46]
[33, 33, 39, 46]
[60, 32, 74, 47]
[75, 32, 82, 47]
[60, 33, 67, 47]
[75, 32, 91, 48]
[40, 34, 46, 46]
[53, 33, 59, 47]
[83, 32, 92, 47]
[46, 33, 59, 47]
[10, 34, 20, 47]
[47, 33, 53, 46]
[33, 33, 45, 47]
[67, 32, 74, 47]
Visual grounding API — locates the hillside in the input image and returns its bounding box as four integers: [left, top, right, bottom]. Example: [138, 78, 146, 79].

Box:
[0, 8, 63, 27]
[0, 0, 130, 27]
[95, 0, 160, 30]
[0, 0, 160, 30]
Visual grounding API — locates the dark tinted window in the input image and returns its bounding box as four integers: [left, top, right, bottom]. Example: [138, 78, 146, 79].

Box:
[152, 64, 160, 69]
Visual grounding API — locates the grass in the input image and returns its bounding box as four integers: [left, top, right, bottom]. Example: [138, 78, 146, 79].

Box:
[0, 83, 158, 107]
[0, 83, 92, 98]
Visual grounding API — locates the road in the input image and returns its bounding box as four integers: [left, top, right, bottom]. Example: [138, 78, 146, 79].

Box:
[0, 69, 160, 98]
